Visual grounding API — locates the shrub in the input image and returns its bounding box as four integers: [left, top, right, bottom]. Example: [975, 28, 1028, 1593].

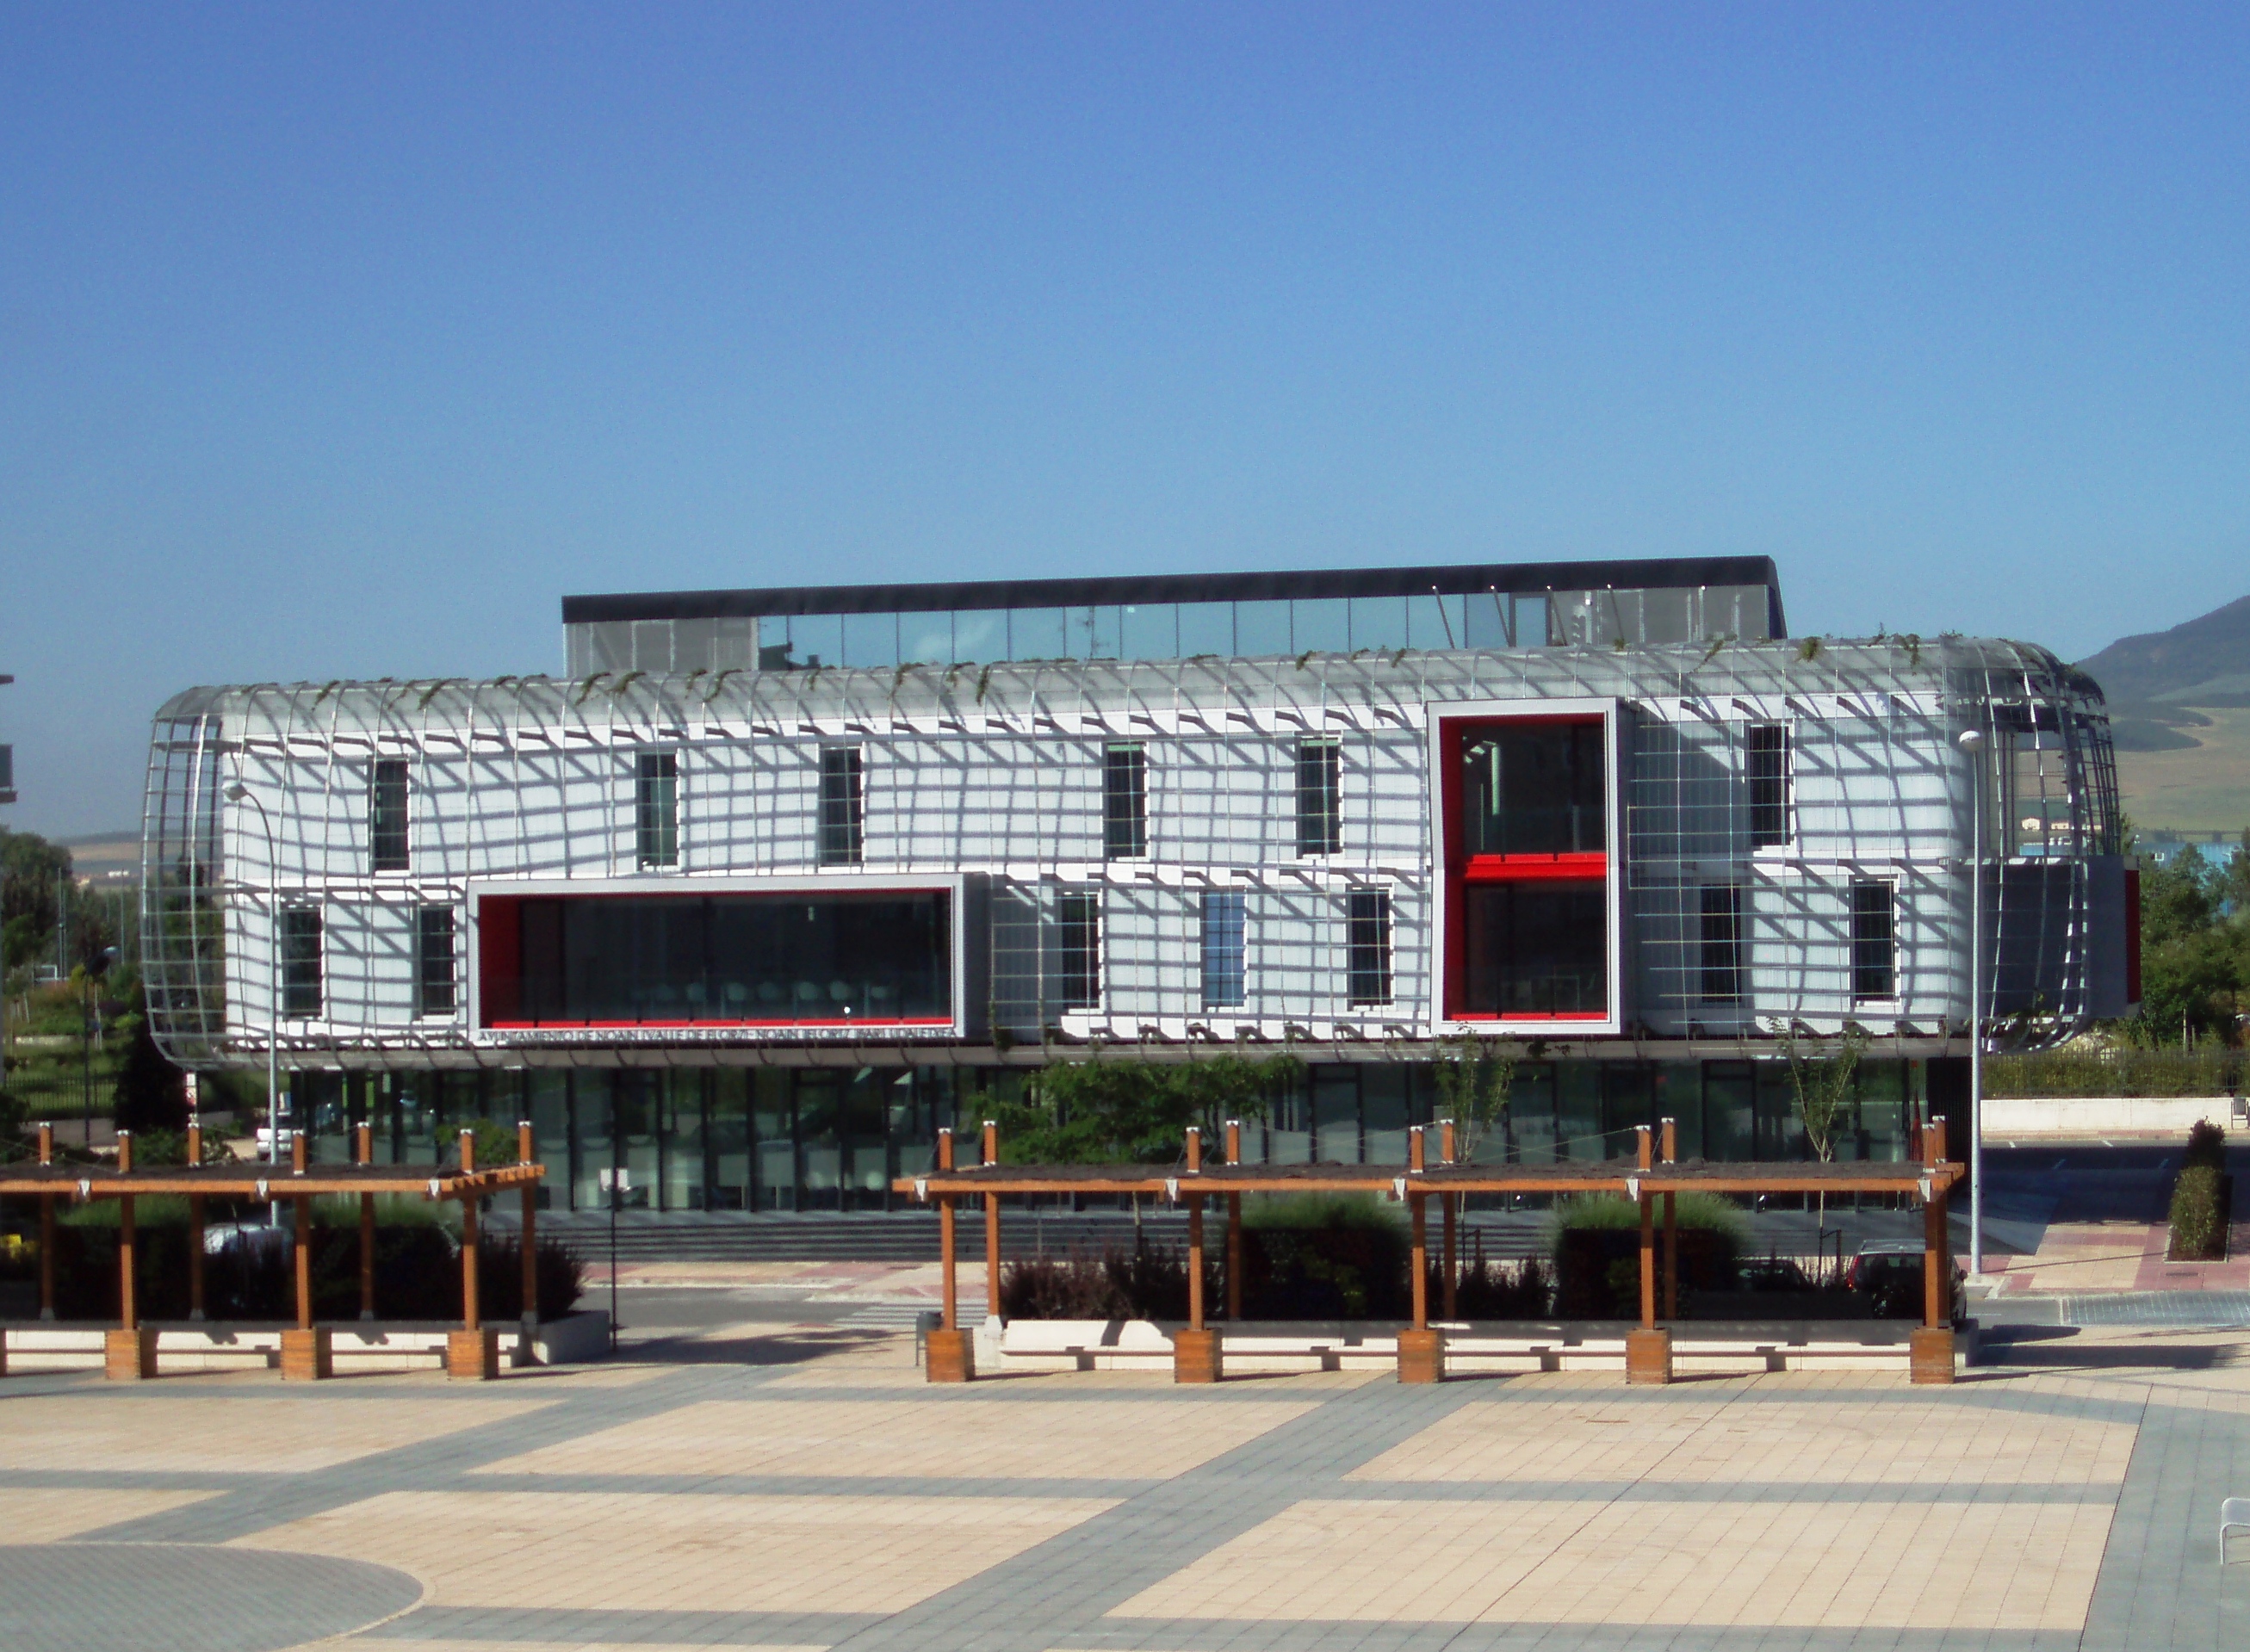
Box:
[2185, 1121, 2228, 1172]
[997, 1242, 1215, 1321]
[1548, 1194, 1748, 1319]
[1440, 1255, 1553, 1319]
[2169, 1164, 2228, 1261]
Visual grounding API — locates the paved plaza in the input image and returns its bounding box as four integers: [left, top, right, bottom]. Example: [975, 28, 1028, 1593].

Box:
[5, 1304, 2250, 1651]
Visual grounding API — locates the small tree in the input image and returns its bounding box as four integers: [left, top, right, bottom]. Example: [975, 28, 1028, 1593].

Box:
[1767, 1019, 1870, 1252]
[1432, 1034, 1520, 1162]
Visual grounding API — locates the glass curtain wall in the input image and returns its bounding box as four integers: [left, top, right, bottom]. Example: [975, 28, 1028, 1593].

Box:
[304, 1057, 1926, 1210]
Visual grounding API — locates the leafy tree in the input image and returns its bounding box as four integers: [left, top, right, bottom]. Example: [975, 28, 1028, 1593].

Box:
[0, 827, 71, 968]
[1767, 1019, 1869, 1165]
[110, 980, 189, 1137]
[2142, 845, 2219, 947]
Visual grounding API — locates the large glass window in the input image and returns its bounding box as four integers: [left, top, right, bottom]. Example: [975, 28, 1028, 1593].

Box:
[819, 746, 863, 865]
[1851, 880, 1896, 1001]
[1296, 738, 1342, 857]
[1461, 722, 1604, 857]
[1749, 724, 1791, 848]
[1058, 893, 1101, 1010]
[280, 906, 324, 1018]
[416, 905, 457, 1018]
[485, 890, 951, 1026]
[1699, 884, 1743, 1004]
[1463, 882, 1607, 1016]
[1201, 891, 1246, 1009]
[369, 759, 409, 873]
[1104, 742, 1147, 859]
[636, 751, 679, 869]
[1347, 890, 1392, 1005]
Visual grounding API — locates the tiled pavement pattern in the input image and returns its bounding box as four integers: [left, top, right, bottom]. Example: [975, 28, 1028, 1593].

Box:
[5, 1329, 2250, 1649]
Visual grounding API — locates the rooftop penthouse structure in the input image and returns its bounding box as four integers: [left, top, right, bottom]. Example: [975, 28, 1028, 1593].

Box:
[139, 556, 2132, 1216]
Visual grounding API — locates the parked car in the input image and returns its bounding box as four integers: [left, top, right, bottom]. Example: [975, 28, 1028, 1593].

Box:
[1848, 1240, 1966, 1321]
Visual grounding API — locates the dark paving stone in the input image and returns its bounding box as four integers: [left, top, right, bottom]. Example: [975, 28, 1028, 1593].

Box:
[0, 1543, 422, 1652]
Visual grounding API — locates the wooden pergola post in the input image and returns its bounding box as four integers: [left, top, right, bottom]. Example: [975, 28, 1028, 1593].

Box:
[186, 1120, 206, 1322]
[1626, 1124, 1671, 1384]
[1440, 1119, 1459, 1321]
[1175, 1126, 1220, 1382]
[1224, 1119, 1243, 1322]
[1912, 1116, 1956, 1385]
[281, 1129, 332, 1380]
[103, 1131, 156, 1380]
[1660, 1117, 1679, 1321]
[517, 1120, 540, 1364]
[927, 1126, 971, 1381]
[37, 1122, 56, 1323]
[356, 1122, 376, 1321]
[1398, 1125, 1442, 1382]
[446, 1128, 498, 1380]
[982, 1119, 1001, 1326]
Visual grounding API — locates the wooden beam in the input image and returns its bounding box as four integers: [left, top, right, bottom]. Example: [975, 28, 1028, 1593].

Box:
[982, 1119, 1001, 1322]
[518, 1119, 539, 1339]
[938, 1128, 958, 1333]
[38, 1121, 55, 1322]
[187, 1120, 206, 1322]
[458, 1129, 480, 1331]
[1636, 1126, 1655, 1331]
[357, 1122, 376, 1321]
[1440, 1119, 1457, 1320]
[1661, 1117, 1678, 1321]
[1224, 1120, 1243, 1322]
[116, 1132, 137, 1331]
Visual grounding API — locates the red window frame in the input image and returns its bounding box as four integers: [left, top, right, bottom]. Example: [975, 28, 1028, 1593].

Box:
[1438, 713, 1610, 1023]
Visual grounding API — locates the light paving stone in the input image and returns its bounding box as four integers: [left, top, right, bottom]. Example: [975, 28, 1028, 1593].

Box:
[0, 1487, 220, 1540]
[234, 1489, 1118, 1613]
[0, 1393, 556, 1474]
[1110, 1495, 2116, 1631]
[475, 1398, 1318, 1481]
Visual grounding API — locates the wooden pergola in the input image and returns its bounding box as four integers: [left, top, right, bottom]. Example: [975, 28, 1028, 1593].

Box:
[1, 1121, 546, 1381]
[897, 1117, 1966, 1387]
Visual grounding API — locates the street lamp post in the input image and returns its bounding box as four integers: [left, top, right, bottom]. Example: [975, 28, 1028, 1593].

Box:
[224, 784, 282, 1172]
[1956, 727, 1987, 1278]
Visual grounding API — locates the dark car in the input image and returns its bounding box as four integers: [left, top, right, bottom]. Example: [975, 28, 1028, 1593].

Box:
[1738, 1256, 1813, 1292]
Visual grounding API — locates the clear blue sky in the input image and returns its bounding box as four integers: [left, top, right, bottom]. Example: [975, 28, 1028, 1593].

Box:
[3, 4, 2247, 837]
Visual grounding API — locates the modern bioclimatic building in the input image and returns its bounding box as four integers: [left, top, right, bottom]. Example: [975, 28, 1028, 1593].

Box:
[140, 556, 2134, 1217]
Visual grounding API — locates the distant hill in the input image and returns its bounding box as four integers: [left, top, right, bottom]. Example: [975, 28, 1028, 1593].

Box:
[2080, 595, 2250, 832]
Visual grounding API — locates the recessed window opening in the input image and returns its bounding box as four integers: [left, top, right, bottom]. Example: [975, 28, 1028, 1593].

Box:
[281, 906, 324, 1018]
[1103, 743, 1146, 860]
[417, 906, 457, 1018]
[1463, 883, 1606, 1015]
[1058, 893, 1101, 1010]
[1347, 890, 1392, 1006]
[1201, 891, 1247, 1009]
[1850, 880, 1896, 1001]
[1699, 884, 1744, 1004]
[1749, 724, 1792, 849]
[1296, 739, 1342, 857]
[369, 759, 409, 873]
[1461, 723, 1604, 857]
[636, 752, 679, 869]
[819, 747, 864, 866]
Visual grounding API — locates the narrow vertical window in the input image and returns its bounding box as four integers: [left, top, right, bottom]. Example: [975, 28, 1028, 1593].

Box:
[416, 906, 457, 1018]
[1058, 893, 1101, 1009]
[1103, 742, 1147, 859]
[369, 758, 410, 872]
[1699, 884, 1744, 1003]
[819, 746, 864, 865]
[1850, 880, 1896, 1001]
[1748, 724, 1791, 849]
[1296, 738, 1342, 857]
[1347, 890, 1392, 1006]
[281, 906, 324, 1018]
[635, 752, 679, 869]
[1201, 891, 1247, 1009]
